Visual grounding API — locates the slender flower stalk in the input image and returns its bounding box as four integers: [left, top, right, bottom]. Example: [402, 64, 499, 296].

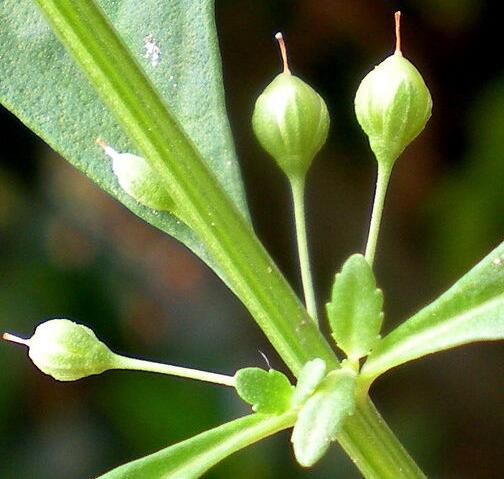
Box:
[364, 163, 392, 266]
[356, 12, 432, 266]
[252, 33, 329, 324]
[115, 356, 236, 387]
[290, 175, 319, 322]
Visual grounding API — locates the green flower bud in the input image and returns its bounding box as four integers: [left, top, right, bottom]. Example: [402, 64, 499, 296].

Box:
[96, 139, 174, 212]
[252, 33, 330, 179]
[3, 319, 117, 381]
[354, 12, 432, 167]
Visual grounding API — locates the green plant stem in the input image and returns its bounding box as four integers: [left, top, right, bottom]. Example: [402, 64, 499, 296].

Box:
[33, 2, 426, 477]
[115, 355, 236, 387]
[338, 398, 427, 479]
[365, 163, 392, 266]
[290, 176, 318, 324]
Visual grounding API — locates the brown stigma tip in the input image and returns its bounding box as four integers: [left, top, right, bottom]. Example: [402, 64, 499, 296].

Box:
[95, 137, 108, 150]
[2, 332, 30, 347]
[274, 32, 291, 74]
[394, 11, 402, 55]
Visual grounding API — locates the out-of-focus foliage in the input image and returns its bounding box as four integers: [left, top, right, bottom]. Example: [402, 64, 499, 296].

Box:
[427, 79, 504, 278]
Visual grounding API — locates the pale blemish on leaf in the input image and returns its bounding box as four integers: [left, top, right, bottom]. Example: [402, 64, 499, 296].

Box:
[143, 34, 161, 67]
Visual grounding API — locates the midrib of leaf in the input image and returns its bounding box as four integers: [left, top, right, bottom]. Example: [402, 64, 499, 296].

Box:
[99, 412, 297, 479]
[163, 413, 295, 478]
[363, 293, 504, 380]
[362, 241, 504, 381]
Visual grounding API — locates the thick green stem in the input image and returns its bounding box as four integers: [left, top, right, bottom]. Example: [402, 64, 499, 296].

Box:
[338, 398, 427, 479]
[114, 355, 236, 387]
[290, 176, 318, 324]
[32, 1, 425, 477]
[365, 163, 392, 266]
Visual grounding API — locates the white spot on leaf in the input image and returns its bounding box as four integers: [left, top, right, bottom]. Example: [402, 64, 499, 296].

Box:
[144, 34, 161, 67]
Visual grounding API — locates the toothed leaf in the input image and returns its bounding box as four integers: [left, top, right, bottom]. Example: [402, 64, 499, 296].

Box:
[327, 254, 384, 359]
[235, 368, 294, 414]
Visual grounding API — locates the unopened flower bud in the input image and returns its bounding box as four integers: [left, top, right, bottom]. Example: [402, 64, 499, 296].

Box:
[252, 33, 330, 180]
[3, 319, 117, 381]
[354, 12, 432, 167]
[96, 139, 174, 212]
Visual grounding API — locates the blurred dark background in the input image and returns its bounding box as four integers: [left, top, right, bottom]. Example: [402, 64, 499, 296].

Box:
[1, 1, 503, 478]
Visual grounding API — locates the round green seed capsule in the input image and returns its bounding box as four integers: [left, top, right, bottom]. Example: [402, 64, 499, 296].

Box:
[96, 139, 174, 212]
[3, 319, 117, 381]
[252, 33, 330, 180]
[354, 12, 432, 167]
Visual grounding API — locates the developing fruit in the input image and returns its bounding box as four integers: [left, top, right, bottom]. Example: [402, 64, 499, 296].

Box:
[252, 33, 330, 180]
[354, 12, 432, 167]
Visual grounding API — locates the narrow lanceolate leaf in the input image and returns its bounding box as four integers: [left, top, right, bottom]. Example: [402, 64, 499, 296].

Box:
[234, 368, 294, 414]
[327, 254, 384, 360]
[362, 241, 504, 381]
[0, 0, 248, 276]
[98, 412, 296, 479]
[291, 370, 356, 468]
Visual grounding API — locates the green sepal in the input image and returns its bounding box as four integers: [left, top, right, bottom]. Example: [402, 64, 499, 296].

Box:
[107, 148, 175, 212]
[234, 367, 294, 414]
[355, 53, 432, 167]
[252, 72, 330, 180]
[326, 254, 384, 360]
[28, 319, 117, 381]
[291, 370, 356, 467]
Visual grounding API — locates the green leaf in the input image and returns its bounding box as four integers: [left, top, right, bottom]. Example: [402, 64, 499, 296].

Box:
[98, 412, 296, 479]
[291, 370, 356, 468]
[291, 358, 326, 407]
[362, 241, 504, 380]
[327, 254, 384, 360]
[234, 368, 294, 414]
[0, 0, 248, 277]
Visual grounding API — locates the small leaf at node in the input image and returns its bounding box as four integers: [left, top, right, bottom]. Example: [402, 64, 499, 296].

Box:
[291, 370, 356, 467]
[326, 254, 384, 360]
[234, 367, 294, 414]
[291, 358, 327, 407]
